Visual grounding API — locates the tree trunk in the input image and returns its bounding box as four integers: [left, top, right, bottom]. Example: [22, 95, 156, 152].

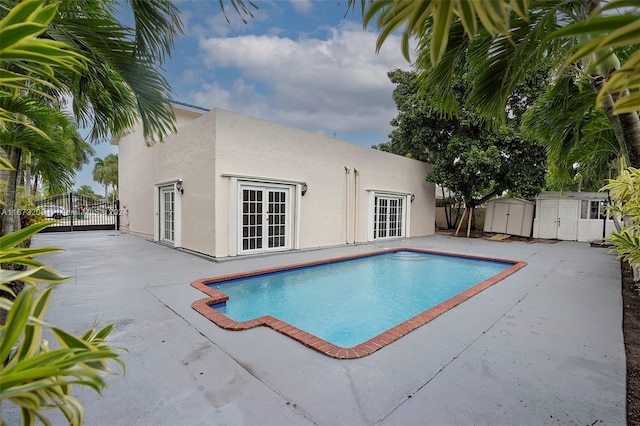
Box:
[24, 152, 31, 195]
[618, 89, 640, 167]
[0, 147, 11, 185]
[2, 146, 22, 236]
[592, 76, 640, 167]
[441, 187, 450, 229]
[455, 208, 467, 237]
[32, 173, 39, 196]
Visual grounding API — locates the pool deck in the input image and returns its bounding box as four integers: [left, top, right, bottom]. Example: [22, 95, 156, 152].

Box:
[13, 232, 625, 425]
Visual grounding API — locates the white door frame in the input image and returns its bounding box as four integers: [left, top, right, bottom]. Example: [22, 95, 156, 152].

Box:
[557, 199, 579, 241]
[538, 199, 558, 239]
[154, 181, 181, 247]
[228, 178, 300, 256]
[537, 198, 580, 240]
[367, 191, 411, 241]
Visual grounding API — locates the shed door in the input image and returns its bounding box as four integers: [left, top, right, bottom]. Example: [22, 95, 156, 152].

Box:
[538, 200, 558, 239]
[505, 204, 525, 236]
[491, 202, 510, 234]
[557, 200, 579, 241]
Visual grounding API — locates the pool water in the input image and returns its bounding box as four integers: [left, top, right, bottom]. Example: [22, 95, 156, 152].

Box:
[210, 250, 512, 348]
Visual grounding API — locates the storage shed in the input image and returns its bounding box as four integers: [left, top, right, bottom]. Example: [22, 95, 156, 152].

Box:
[483, 197, 535, 237]
[532, 191, 616, 242]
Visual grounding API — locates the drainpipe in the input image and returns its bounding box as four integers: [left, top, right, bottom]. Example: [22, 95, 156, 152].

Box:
[345, 167, 350, 244]
[353, 168, 358, 243]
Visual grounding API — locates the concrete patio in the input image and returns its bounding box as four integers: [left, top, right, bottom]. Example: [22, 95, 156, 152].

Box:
[9, 231, 626, 425]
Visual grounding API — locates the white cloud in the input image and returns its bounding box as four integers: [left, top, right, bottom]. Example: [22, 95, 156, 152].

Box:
[184, 3, 271, 38]
[290, 0, 313, 14]
[190, 21, 411, 146]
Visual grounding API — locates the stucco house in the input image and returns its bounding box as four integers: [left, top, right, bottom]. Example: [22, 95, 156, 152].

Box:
[113, 103, 435, 258]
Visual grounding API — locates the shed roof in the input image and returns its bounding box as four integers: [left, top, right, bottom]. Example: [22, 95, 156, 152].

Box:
[536, 191, 607, 200]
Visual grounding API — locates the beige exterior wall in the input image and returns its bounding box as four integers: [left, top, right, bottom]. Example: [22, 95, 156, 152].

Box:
[115, 105, 206, 241]
[118, 107, 435, 258]
[212, 109, 434, 257]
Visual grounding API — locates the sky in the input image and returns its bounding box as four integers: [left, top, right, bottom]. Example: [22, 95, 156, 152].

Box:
[74, 0, 411, 193]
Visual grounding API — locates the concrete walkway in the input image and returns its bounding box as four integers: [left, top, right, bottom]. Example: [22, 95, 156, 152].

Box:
[11, 232, 625, 425]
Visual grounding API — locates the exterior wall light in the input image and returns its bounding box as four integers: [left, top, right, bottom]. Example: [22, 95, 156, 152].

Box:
[301, 182, 308, 196]
[410, 194, 415, 202]
[176, 179, 184, 194]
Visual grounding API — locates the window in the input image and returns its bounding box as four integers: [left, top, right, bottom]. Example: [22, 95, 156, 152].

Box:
[580, 200, 607, 220]
[374, 195, 404, 239]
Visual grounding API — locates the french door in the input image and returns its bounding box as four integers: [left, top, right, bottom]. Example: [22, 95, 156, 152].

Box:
[239, 185, 290, 253]
[374, 195, 404, 239]
[160, 186, 175, 243]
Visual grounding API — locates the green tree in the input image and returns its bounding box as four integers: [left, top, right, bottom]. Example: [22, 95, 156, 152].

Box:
[0, 4, 128, 423]
[522, 75, 623, 192]
[30, 137, 95, 197]
[0, 0, 183, 235]
[354, 0, 639, 197]
[0, 97, 87, 235]
[93, 154, 118, 201]
[0, 221, 124, 425]
[603, 167, 640, 284]
[92, 157, 106, 199]
[103, 154, 118, 202]
[75, 184, 98, 199]
[379, 70, 546, 234]
[349, 0, 640, 116]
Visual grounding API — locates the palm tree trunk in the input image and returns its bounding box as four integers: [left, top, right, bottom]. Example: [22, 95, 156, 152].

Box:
[2, 146, 22, 236]
[618, 89, 640, 167]
[592, 76, 631, 159]
[24, 151, 32, 195]
[0, 147, 11, 183]
[32, 173, 39, 196]
[593, 76, 640, 166]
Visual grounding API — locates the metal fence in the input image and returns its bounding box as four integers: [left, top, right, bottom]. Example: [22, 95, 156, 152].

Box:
[34, 193, 119, 232]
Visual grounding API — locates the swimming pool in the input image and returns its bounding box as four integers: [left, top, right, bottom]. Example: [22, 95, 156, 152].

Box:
[191, 248, 526, 359]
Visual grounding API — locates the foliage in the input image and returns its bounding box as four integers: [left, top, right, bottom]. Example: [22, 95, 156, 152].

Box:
[74, 185, 98, 199]
[352, 0, 640, 194]
[0, 97, 86, 194]
[7, 0, 183, 144]
[553, 3, 640, 114]
[0, 222, 68, 288]
[379, 69, 546, 209]
[603, 168, 640, 278]
[16, 193, 44, 229]
[349, 0, 640, 115]
[0, 0, 85, 138]
[0, 222, 124, 426]
[522, 75, 623, 191]
[0, 3, 129, 422]
[92, 155, 117, 201]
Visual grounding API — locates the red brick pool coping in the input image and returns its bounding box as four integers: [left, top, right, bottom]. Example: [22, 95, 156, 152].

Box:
[191, 248, 526, 359]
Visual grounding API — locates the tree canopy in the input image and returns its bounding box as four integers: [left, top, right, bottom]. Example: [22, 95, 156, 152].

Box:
[349, 0, 640, 115]
[379, 70, 547, 209]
